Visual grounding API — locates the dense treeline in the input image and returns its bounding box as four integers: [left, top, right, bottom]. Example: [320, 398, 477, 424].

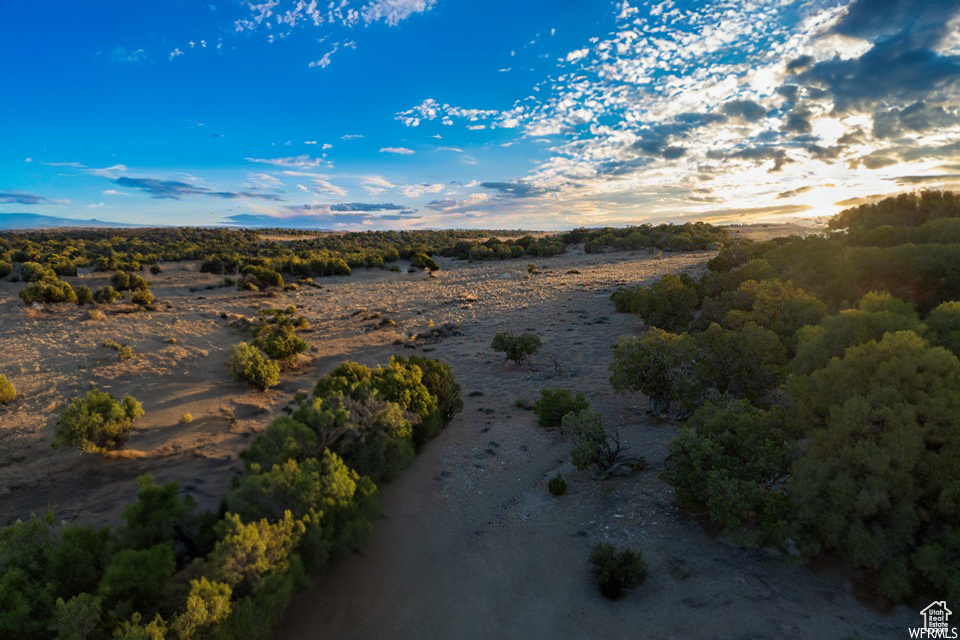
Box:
[561, 222, 728, 253]
[0, 357, 462, 639]
[609, 190, 960, 605]
[0, 224, 728, 292]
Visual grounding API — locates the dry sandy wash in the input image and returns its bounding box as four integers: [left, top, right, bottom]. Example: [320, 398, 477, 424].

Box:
[0, 243, 915, 639]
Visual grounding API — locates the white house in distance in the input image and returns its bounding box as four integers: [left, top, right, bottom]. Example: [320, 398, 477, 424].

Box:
[921, 602, 953, 629]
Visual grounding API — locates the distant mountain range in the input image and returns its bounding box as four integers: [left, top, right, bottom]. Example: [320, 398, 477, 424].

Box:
[0, 213, 139, 230]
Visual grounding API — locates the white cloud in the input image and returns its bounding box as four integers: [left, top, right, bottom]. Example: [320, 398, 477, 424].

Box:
[248, 172, 284, 190]
[360, 174, 396, 195]
[87, 164, 129, 179]
[309, 43, 338, 68]
[379, 147, 415, 155]
[341, 134, 364, 140]
[246, 155, 324, 168]
[401, 182, 444, 198]
[361, 0, 436, 26]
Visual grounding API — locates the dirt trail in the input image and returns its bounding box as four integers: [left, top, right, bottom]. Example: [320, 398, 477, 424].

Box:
[275, 258, 915, 640]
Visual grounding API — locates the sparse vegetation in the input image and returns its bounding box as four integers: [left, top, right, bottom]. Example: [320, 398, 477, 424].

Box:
[409, 252, 439, 271]
[0, 357, 462, 638]
[562, 408, 646, 478]
[547, 473, 567, 496]
[491, 331, 542, 365]
[53, 389, 144, 452]
[103, 339, 134, 360]
[93, 285, 123, 304]
[0, 375, 15, 405]
[227, 342, 281, 391]
[75, 285, 94, 305]
[533, 387, 589, 428]
[589, 542, 647, 600]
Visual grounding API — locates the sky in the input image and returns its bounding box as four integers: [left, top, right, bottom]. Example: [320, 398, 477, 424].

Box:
[2, 0, 960, 230]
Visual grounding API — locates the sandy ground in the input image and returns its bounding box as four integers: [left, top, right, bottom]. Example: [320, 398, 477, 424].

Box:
[0, 244, 915, 638]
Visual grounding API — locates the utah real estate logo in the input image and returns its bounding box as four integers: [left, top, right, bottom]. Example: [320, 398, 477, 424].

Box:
[909, 601, 958, 638]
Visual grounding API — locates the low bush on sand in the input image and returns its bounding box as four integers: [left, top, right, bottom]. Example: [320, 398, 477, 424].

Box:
[491, 331, 541, 365]
[0, 375, 15, 405]
[54, 389, 144, 452]
[227, 342, 281, 391]
[590, 542, 647, 600]
[533, 387, 589, 428]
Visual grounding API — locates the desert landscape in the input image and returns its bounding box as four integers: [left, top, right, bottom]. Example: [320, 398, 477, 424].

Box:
[5, 0, 960, 636]
[0, 230, 921, 638]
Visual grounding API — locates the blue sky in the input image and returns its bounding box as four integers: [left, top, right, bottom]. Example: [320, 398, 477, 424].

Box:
[2, 0, 960, 229]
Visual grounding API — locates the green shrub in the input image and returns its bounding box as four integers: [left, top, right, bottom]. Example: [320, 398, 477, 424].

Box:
[120, 475, 197, 550]
[131, 288, 154, 306]
[712, 279, 826, 345]
[53, 593, 102, 640]
[925, 300, 960, 356]
[75, 285, 94, 305]
[0, 515, 58, 636]
[207, 511, 305, 596]
[664, 398, 792, 546]
[398, 355, 463, 446]
[791, 291, 922, 375]
[611, 273, 701, 331]
[548, 473, 567, 496]
[241, 415, 321, 470]
[19, 261, 53, 282]
[240, 265, 284, 289]
[97, 543, 175, 623]
[589, 542, 647, 600]
[314, 360, 438, 422]
[410, 252, 439, 271]
[0, 375, 15, 405]
[491, 331, 542, 365]
[168, 577, 232, 638]
[227, 342, 281, 391]
[609, 328, 697, 417]
[255, 326, 308, 362]
[533, 388, 589, 428]
[111, 271, 148, 293]
[54, 389, 144, 452]
[111, 271, 130, 291]
[19, 275, 78, 305]
[562, 408, 608, 471]
[93, 286, 122, 304]
[332, 401, 416, 483]
[103, 339, 133, 360]
[610, 323, 786, 418]
[789, 331, 960, 602]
